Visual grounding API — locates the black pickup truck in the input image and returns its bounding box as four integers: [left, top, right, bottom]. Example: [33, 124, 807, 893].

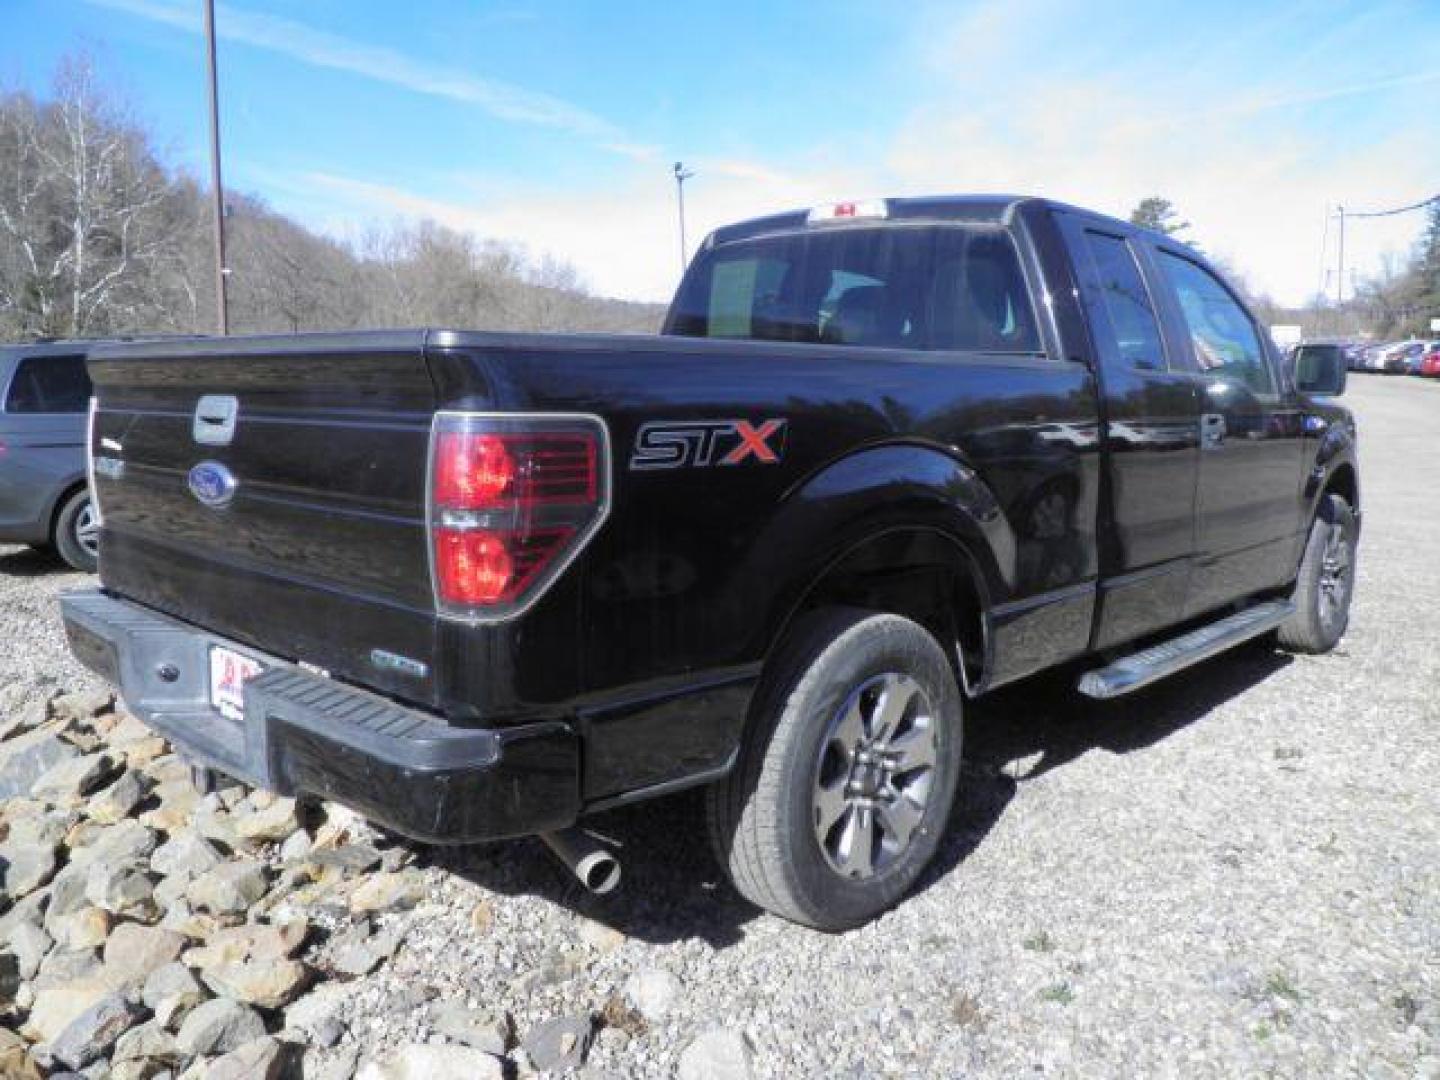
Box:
[62, 195, 1359, 929]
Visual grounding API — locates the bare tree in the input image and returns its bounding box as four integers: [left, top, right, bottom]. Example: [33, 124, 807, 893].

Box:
[0, 55, 193, 337]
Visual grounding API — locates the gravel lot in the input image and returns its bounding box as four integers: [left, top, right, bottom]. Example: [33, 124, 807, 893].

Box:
[2, 374, 1437, 1077]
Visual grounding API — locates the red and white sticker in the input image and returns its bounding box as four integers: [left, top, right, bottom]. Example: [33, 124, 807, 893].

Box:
[209, 646, 263, 722]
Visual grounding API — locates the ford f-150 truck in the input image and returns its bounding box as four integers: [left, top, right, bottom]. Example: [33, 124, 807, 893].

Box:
[62, 196, 1359, 929]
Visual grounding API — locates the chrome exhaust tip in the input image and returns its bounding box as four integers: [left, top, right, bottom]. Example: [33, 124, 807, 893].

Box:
[540, 827, 621, 894]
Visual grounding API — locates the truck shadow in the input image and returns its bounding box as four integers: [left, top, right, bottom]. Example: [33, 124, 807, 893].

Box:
[0, 545, 70, 577]
[433, 642, 1293, 948]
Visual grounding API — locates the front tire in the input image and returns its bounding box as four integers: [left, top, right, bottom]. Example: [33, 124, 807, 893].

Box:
[707, 608, 964, 930]
[1277, 493, 1356, 653]
[54, 487, 99, 573]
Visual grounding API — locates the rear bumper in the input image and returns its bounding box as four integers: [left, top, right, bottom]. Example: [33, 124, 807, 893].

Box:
[60, 589, 580, 843]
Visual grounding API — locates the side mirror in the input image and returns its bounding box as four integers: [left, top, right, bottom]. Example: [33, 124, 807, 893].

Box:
[1293, 347, 1347, 397]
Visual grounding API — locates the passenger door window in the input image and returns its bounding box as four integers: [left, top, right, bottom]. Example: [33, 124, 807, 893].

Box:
[1156, 253, 1275, 396]
[4, 355, 91, 414]
[1078, 231, 1166, 371]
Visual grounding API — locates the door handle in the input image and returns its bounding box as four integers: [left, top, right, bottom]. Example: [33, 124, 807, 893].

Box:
[1200, 412, 1227, 449]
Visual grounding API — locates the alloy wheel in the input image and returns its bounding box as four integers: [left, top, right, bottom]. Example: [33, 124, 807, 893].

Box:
[812, 672, 938, 880]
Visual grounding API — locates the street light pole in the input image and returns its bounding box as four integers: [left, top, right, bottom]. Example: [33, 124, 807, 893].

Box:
[673, 162, 694, 275]
[204, 0, 229, 335]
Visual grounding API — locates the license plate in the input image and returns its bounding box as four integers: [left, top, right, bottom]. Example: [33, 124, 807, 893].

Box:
[209, 646, 263, 722]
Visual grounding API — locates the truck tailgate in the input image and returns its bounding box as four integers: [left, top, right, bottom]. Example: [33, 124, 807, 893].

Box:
[87, 332, 443, 706]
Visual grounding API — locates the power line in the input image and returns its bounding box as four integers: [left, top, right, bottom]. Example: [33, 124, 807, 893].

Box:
[1329, 192, 1439, 306]
[1343, 193, 1440, 219]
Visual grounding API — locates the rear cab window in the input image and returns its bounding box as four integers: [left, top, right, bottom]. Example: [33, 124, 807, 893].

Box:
[4, 354, 92, 414]
[669, 225, 1042, 354]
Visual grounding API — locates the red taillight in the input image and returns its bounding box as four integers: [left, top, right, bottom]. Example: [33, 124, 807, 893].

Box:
[429, 414, 608, 620]
[433, 433, 516, 508]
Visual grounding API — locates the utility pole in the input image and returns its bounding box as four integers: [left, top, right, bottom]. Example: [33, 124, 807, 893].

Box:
[1335, 204, 1345, 309]
[204, 0, 229, 335]
[673, 162, 694, 275]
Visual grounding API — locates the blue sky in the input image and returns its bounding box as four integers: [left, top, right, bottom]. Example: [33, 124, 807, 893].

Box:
[5, 0, 1438, 304]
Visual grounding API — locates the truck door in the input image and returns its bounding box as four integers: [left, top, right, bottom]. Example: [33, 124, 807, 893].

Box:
[1141, 244, 1307, 617]
[1055, 213, 1202, 649]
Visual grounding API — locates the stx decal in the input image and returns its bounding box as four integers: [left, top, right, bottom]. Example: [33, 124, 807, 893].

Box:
[629, 418, 787, 471]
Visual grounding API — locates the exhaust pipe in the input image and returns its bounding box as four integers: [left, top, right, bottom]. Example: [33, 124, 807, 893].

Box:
[540, 827, 621, 894]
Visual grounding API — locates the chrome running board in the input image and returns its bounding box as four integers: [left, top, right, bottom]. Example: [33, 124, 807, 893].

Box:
[1077, 600, 1295, 699]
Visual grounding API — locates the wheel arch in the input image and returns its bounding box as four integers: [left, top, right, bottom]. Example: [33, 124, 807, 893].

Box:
[1323, 461, 1358, 514]
[748, 443, 1013, 700]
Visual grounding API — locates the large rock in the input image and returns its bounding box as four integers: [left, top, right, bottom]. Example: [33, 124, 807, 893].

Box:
[522, 1015, 594, 1073]
[112, 1017, 179, 1065]
[139, 778, 203, 833]
[0, 889, 48, 941]
[49, 689, 115, 726]
[429, 1002, 509, 1056]
[85, 768, 151, 825]
[201, 958, 311, 1008]
[233, 796, 300, 842]
[49, 906, 112, 950]
[183, 918, 308, 968]
[327, 921, 399, 977]
[348, 870, 426, 913]
[84, 858, 156, 916]
[0, 838, 58, 898]
[30, 750, 115, 805]
[48, 990, 142, 1069]
[141, 963, 209, 1030]
[175, 996, 266, 1056]
[102, 922, 187, 987]
[356, 1045, 506, 1080]
[141, 960, 208, 1020]
[8, 919, 53, 980]
[70, 818, 158, 868]
[207, 1036, 293, 1080]
[0, 1028, 42, 1080]
[283, 980, 352, 1037]
[187, 860, 271, 914]
[150, 829, 225, 879]
[0, 724, 77, 801]
[0, 694, 48, 742]
[4, 804, 76, 847]
[306, 842, 381, 874]
[677, 1027, 754, 1080]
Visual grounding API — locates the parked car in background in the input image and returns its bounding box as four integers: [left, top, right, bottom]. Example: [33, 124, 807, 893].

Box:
[1419, 343, 1440, 378]
[1370, 341, 1412, 374]
[1358, 343, 1388, 372]
[1404, 341, 1440, 375]
[0, 341, 99, 570]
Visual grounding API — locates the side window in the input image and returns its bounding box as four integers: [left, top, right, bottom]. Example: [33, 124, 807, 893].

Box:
[1078, 231, 1165, 371]
[5, 355, 92, 414]
[1156, 252, 1275, 396]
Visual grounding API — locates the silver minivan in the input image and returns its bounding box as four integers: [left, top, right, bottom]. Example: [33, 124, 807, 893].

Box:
[0, 341, 98, 571]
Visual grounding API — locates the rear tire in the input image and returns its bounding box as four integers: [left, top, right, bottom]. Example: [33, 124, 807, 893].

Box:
[707, 607, 963, 930]
[54, 487, 99, 573]
[1277, 493, 1356, 653]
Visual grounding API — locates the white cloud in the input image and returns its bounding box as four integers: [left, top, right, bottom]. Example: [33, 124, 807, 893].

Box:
[87, 0, 629, 143]
[182, 0, 1438, 306]
[293, 164, 855, 301]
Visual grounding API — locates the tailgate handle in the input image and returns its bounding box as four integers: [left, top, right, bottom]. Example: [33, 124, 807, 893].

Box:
[193, 395, 239, 446]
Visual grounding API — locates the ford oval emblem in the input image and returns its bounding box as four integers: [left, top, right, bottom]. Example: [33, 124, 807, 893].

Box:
[187, 461, 237, 509]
